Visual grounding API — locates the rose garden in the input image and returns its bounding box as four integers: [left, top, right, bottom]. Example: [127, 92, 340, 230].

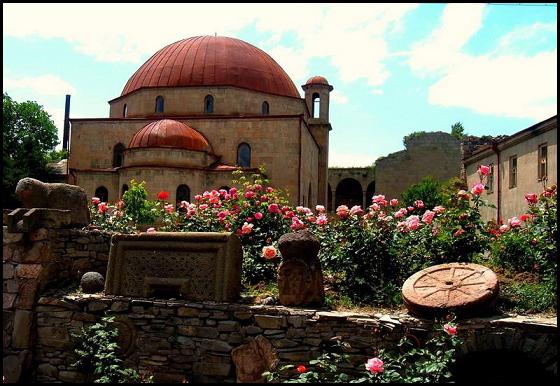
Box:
[3, 166, 557, 383]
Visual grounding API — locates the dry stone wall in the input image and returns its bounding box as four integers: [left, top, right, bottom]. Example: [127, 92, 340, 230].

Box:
[33, 294, 557, 383]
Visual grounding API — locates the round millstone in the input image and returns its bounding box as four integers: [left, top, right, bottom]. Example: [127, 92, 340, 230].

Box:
[402, 263, 499, 317]
[80, 271, 105, 294]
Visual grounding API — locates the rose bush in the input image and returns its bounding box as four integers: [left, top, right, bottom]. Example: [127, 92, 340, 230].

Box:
[88, 166, 555, 309]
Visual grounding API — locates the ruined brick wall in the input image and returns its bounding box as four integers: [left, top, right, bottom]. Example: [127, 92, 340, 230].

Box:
[3, 226, 111, 382]
[375, 132, 462, 200]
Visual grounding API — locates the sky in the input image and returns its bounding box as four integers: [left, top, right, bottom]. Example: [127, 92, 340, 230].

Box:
[3, 3, 557, 167]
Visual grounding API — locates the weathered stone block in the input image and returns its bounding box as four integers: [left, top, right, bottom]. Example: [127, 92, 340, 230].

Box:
[3, 263, 15, 279]
[231, 335, 278, 383]
[16, 280, 39, 309]
[16, 264, 43, 279]
[105, 232, 242, 302]
[37, 326, 71, 348]
[178, 326, 219, 339]
[3, 293, 17, 310]
[12, 310, 33, 349]
[58, 370, 87, 383]
[37, 363, 58, 378]
[255, 315, 285, 329]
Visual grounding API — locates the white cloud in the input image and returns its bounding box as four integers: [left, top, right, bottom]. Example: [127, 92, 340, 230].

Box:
[498, 21, 557, 52]
[408, 3, 485, 74]
[3, 4, 418, 91]
[428, 51, 557, 121]
[3, 74, 76, 96]
[329, 150, 377, 167]
[370, 89, 384, 95]
[407, 4, 557, 121]
[330, 90, 348, 104]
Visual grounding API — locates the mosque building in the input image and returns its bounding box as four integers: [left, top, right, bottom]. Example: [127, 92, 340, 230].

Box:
[67, 35, 333, 207]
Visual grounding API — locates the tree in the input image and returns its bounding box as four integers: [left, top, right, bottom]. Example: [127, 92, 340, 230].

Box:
[3, 93, 59, 208]
[400, 176, 444, 210]
[450, 121, 465, 141]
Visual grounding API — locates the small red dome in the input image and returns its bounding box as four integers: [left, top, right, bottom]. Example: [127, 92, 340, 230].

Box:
[122, 36, 300, 99]
[129, 119, 210, 152]
[305, 76, 329, 86]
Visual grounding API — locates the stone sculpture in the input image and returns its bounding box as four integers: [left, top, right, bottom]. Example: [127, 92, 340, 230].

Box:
[402, 262, 499, 317]
[15, 178, 89, 227]
[105, 232, 242, 302]
[231, 335, 278, 383]
[277, 230, 324, 306]
[80, 272, 105, 294]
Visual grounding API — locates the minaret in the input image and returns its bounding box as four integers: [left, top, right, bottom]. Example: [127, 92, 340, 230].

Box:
[302, 76, 333, 206]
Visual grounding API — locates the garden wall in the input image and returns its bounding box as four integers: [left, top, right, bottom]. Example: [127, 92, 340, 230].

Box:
[3, 225, 558, 383]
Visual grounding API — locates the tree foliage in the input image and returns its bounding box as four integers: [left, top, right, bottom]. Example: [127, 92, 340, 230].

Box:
[3, 93, 59, 208]
[400, 176, 444, 210]
[450, 121, 465, 141]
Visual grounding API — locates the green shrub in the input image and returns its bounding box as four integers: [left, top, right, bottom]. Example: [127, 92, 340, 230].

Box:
[400, 177, 444, 211]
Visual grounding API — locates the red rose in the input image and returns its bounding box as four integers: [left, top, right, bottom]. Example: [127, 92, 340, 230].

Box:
[157, 191, 169, 200]
[297, 365, 307, 373]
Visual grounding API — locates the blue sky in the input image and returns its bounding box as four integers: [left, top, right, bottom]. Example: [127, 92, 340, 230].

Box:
[3, 3, 557, 166]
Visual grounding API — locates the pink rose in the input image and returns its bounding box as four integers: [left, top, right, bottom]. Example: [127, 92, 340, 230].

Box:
[524, 193, 538, 204]
[499, 224, 509, 233]
[406, 215, 420, 230]
[262, 246, 278, 260]
[254, 212, 263, 220]
[290, 216, 305, 230]
[390, 199, 399, 206]
[266, 187, 274, 193]
[241, 222, 254, 235]
[433, 205, 445, 214]
[371, 203, 381, 211]
[316, 214, 328, 225]
[453, 228, 466, 237]
[217, 210, 229, 220]
[180, 201, 189, 209]
[457, 190, 470, 200]
[316, 205, 326, 213]
[199, 204, 208, 210]
[244, 191, 256, 199]
[470, 183, 485, 196]
[91, 197, 100, 205]
[336, 205, 350, 219]
[422, 210, 435, 224]
[349, 205, 363, 216]
[194, 194, 203, 201]
[268, 203, 280, 214]
[477, 165, 490, 176]
[508, 217, 522, 227]
[407, 206, 414, 212]
[146, 227, 156, 233]
[444, 323, 457, 335]
[365, 358, 384, 374]
[414, 200, 424, 209]
[229, 187, 238, 195]
[372, 195, 386, 204]
[98, 202, 108, 214]
[164, 204, 174, 213]
[394, 208, 406, 219]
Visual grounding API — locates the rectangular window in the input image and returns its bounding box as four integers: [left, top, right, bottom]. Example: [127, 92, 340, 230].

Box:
[486, 163, 494, 193]
[538, 143, 548, 181]
[509, 155, 517, 189]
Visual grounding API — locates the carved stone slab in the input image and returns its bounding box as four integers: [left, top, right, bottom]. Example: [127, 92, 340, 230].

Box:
[402, 262, 499, 317]
[231, 335, 278, 383]
[277, 230, 324, 307]
[105, 232, 242, 302]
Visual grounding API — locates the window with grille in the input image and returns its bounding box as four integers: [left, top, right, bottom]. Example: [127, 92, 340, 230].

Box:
[509, 155, 517, 188]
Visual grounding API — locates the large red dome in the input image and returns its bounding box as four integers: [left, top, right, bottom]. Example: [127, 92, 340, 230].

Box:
[129, 119, 210, 152]
[121, 36, 300, 99]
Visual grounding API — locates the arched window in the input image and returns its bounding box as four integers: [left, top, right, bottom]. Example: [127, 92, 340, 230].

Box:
[113, 143, 125, 167]
[262, 101, 269, 115]
[204, 95, 214, 113]
[312, 93, 320, 118]
[95, 186, 109, 203]
[176, 184, 190, 204]
[155, 96, 164, 113]
[123, 104, 128, 118]
[237, 143, 251, 168]
[121, 184, 129, 197]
